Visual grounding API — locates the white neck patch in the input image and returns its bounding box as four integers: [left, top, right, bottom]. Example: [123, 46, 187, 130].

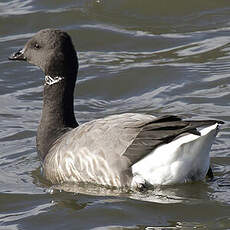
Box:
[45, 75, 64, 86]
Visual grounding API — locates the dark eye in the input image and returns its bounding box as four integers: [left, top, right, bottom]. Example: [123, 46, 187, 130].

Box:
[34, 43, 40, 49]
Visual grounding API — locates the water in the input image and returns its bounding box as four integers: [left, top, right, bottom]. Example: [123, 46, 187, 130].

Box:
[1, 0, 230, 229]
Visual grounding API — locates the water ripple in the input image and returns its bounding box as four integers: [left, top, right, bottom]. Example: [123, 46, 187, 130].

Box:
[81, 24, 156, 38]
[1, 1, 230, 228]
[0, 0, 34, 16]
[0, 202, 53, 225]
[0, 32, 34, 43]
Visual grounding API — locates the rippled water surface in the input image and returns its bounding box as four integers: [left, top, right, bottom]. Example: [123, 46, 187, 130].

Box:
[1, 0, 230, 229]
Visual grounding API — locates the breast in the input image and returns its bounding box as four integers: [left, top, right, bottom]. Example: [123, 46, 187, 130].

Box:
[42, 123, 133, 187]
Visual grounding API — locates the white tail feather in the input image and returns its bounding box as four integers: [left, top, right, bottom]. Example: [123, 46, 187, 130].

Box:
[131, 123, 219, 187]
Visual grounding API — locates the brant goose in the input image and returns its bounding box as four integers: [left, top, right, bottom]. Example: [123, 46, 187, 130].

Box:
[9, 29, 223, 189]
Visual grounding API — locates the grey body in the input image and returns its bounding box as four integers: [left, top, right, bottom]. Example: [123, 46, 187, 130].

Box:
[43, 113, 147, 187]
[43, 112, 219, 187]
[9, 29, 222, 188]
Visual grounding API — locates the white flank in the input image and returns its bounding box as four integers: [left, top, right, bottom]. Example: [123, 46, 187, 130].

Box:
[131, 124, 219, 187]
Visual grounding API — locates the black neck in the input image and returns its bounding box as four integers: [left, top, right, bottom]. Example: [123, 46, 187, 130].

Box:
[36, 76, 78, 161]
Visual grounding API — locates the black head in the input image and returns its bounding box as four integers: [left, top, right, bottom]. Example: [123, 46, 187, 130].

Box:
[9, 29, 78, 83]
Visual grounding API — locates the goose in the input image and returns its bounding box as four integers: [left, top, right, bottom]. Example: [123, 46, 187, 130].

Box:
[9, 28, 223, 189]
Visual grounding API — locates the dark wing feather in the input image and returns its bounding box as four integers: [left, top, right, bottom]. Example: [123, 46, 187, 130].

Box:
[123, 116, 222, 167]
